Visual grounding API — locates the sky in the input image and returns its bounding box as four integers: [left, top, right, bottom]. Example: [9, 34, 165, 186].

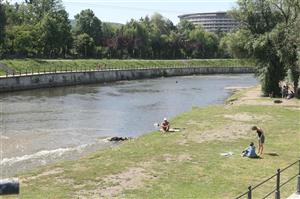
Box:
[11, 0, 238, 24]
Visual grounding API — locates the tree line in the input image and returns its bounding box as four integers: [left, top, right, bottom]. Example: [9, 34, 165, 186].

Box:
[0, 0, 225, 59]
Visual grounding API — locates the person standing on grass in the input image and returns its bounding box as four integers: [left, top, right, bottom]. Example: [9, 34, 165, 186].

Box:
[251, 126, 265, 155]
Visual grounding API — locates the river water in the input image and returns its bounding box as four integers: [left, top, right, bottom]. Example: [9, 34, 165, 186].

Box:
[0, 74, 257, 177]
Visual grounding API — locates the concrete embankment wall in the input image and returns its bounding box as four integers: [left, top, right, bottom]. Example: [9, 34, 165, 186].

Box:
[0, 67, 254, 92]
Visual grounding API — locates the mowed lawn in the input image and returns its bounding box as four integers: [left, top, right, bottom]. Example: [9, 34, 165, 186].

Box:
[7, 87, 300, 199]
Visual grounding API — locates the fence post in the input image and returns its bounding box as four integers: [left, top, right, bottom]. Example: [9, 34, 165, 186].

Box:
[297, 160, 300, 194]
[248, 186, 252, 199]
[275, 169, 280, 199]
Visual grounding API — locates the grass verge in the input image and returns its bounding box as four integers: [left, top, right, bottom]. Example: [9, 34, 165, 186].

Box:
[0, 59, 254, 75]
[5, 86, 300, 199]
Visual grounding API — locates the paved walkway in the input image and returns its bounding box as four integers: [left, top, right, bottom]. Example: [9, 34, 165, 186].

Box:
[287, 193, 300, 199]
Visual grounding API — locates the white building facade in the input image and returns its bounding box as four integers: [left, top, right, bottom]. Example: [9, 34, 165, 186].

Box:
[178, 12, 239, 33]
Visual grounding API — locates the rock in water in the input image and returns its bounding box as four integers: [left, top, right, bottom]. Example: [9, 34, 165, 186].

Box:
[109, 137, 129, 142]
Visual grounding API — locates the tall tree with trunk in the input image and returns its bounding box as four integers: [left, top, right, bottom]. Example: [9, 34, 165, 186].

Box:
[232, 0, 300, 96]
[270, 0, 300, 97]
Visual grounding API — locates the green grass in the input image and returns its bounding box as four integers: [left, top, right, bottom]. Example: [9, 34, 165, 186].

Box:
[6, 88, 300, 199]
[0, 59, 254, 75]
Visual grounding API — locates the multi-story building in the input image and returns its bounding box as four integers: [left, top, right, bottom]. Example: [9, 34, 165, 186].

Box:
[178, 12, 239, 33]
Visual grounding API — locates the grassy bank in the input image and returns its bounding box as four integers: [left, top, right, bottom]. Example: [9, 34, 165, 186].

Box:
[8, 87, 300, 198]
[0, 59, 254, 75]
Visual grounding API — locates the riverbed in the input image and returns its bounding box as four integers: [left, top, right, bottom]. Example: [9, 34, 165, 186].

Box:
[0, 74, 257, 177]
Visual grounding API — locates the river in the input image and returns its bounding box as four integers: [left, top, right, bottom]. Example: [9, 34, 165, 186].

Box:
[0, 74, 257, 177]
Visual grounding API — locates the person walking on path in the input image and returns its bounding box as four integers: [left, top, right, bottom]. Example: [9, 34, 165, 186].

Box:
[251, 126, 265, 155]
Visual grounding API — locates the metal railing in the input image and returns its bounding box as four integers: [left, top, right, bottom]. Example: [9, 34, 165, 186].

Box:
[0, 64, 254, 78]
[235, 159, 300, 199]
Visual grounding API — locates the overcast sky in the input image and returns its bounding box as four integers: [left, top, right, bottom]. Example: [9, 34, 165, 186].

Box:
[10, 0, 237, 24]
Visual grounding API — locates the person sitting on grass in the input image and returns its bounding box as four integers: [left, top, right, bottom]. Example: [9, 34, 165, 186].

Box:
[242, 142, 258, 158]
[160, 118, 170, 133]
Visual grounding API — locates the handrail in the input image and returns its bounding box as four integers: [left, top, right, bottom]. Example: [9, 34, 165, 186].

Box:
[0, 65, 255, 79]
[235, 159, 300, 199]
[252, 173, 277, 190]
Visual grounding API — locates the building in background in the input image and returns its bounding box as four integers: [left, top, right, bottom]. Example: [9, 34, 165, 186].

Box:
[178, 12, 239, 33]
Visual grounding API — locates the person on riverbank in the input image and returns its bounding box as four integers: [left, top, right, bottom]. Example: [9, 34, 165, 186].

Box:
[160, 118, 170, 133]
[282, 85, 288, 98]
[241, 142, 258, 158]
[251, 126, 265, 155]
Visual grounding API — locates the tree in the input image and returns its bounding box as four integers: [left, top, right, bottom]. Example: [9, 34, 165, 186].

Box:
[269, 0, 300, 97]
[73, 33, 95, 57]
[232, 0, 299, 96]
[0, 0, 5, 43]
[74, 9, 102, 45]
[6, 24, 37, 57]
[219, 30, 250, 58]
[26, 0, 64, 22]
[38, 10, 72, 57]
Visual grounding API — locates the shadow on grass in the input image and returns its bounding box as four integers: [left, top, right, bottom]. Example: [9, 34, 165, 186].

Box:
[265, 152, 279, 156]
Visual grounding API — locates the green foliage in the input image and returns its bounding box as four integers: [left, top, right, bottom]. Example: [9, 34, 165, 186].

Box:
[74, 9, 102, 45]
[231, 0, 300, 97]
[0, 0, 5, 42]
[7, 25, 37, 57]
[1, 1, 235, 60]
[0, 0, 6, 57]
[38, 10, 72, 57]
[219, 30, 250, 58]
[73, 33, 95, 58]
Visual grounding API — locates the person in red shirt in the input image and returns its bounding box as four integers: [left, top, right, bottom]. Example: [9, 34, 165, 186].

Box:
[160, 118, 170, 133]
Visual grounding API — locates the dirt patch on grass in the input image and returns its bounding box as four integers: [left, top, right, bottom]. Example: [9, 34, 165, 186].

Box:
[188, 123, 253, 143]
[74, 167, 152, 198]
[232, 86, 300, 107]
[224, 113, 270, 122]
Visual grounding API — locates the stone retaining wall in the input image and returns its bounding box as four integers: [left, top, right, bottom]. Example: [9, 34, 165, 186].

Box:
[0, 67, 254, 92]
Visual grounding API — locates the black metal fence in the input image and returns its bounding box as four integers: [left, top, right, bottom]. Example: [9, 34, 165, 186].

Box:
[235, 159, 300, 199]
[0, 65, 188, 78]
[0, 65, 254, 78]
